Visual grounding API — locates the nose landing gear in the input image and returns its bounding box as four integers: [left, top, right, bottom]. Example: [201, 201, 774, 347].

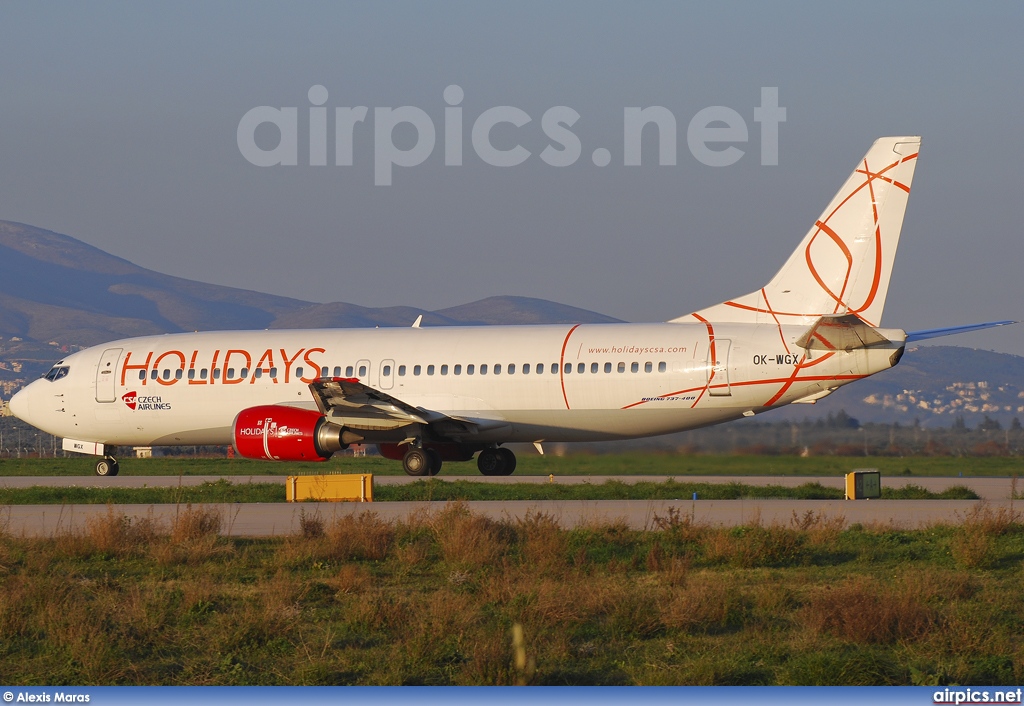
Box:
[95, 456, 120, 476]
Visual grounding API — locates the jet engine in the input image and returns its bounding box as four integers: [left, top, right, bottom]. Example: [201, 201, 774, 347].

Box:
[232, 405, 359, 461]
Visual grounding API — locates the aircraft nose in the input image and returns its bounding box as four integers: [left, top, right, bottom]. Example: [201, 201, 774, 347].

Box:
[8, 387, 31, 421]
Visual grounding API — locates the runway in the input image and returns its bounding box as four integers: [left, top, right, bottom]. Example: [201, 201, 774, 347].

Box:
[0, 498, 1011, 537]
[0, 474, 1016, 537]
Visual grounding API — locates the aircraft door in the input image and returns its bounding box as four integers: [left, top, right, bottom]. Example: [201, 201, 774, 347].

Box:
[379, 359, 395, 390]
[708, 339, 732, 397]
[95, 348, 123, 403]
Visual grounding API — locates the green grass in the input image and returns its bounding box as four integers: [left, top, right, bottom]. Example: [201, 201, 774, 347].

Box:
[2, 453, 1022, 477]
[0, 479, 284, 505]
[0, 478, 980, 505]
[0, 503, 1022, 685]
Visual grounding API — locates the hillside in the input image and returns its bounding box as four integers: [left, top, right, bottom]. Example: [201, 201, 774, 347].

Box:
[0, 220, 621, 348]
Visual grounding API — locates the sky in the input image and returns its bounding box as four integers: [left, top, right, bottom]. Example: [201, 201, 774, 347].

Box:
[0, 2, 1021, 355]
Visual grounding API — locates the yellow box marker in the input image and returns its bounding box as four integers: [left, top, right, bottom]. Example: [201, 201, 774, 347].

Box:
[845, 469, 881, 500]
[286, 474, 373, 502]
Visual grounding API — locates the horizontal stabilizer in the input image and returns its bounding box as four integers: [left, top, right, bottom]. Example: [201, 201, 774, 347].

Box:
[795, 314, 892, 351]
[905, 320, 1017, 342]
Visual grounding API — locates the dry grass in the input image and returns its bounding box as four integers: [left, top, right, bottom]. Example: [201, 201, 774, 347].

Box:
[949, 503, 1022, 569]
[171, 504, 222, 543]
[800, 575, 938, 644]
[325, 512, 395, 561]
[1, 504, 1023, 685]
[430, 502, 511, 567]
[59, 506, 159, 558]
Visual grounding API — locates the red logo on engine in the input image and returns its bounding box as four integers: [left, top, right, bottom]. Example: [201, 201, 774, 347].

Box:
[122, 391, 137, 410]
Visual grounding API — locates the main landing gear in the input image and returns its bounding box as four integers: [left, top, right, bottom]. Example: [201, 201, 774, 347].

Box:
[477, 447, 516, 476]
[95, 456, 120, 477]
[402, 447, 442, 477]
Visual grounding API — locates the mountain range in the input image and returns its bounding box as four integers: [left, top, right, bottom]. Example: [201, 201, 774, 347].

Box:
[0, 220, 621, 347]
[1, 220, 1021, 427]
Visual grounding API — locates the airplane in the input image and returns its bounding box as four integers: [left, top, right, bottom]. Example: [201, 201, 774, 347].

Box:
[7, 136, 1015, 477]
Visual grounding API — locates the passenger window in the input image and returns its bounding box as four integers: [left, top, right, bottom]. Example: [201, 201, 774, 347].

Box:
[227, 368, 235, 379]
[508, 364, 515, 374]
[454, 364, 462, 375]
[383, 365, 392, 376]
[398, 365, 406, 376]
[428, 365, 435, 375]
[201, 369, 208, 380]
[631, 362, 639, 373]
[139, 370, 146, 381]
[254, 369, 263, 379]
[591, 362, 598, 373]
[270, 367, 278, 378]
[604, 362, 611, 373]
[479, 364, 486, 375]
[214, 368, 222, 380]
[358, 365, 367, 376]
[645, 362, 653, 373]
[577, 363, 585, 374]
[346, 366, 354, 377]
[162, 369, 171, 380]
[467, 364, 474, 375]
[321, 367, 328, 377]
[550, 363, 558, 374]
[333, 366, 342, 377]
[494, 364, 501, 375]
[293, 367, 302, 379]
[617, 362, 625, 373]
[151, 369, 158, 380]
[414, 365, 422, 376]
[523, 363, 530, 374]
[241, 368, 249, 378]
[659, 362, 667, 372]
[175, 369, 183, 380]
[188, 369, 195, 380]
[441, 365, 449, 375]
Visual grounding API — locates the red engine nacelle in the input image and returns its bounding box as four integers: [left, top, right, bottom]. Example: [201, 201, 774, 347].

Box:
[233, 405, 339, 462]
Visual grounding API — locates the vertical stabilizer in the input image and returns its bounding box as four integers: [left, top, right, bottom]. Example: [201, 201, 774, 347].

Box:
[675, 136, 920, 327]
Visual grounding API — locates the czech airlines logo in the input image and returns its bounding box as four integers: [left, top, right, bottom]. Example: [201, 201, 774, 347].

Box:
[122, 391, 171, 411]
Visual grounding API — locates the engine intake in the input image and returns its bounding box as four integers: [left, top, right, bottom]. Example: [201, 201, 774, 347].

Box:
[233, 405, 358, 461]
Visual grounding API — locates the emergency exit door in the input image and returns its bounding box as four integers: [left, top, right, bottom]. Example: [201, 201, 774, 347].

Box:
[95, 348, 123, 403]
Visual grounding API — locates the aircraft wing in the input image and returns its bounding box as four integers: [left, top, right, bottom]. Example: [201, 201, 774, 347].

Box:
[306, 377, 480, 435]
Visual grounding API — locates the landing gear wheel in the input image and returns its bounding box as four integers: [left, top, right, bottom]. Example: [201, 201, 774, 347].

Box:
[496, 447, 517, 476]
[425, 448, 442, 476]
[477, 447, 516, 476]
[477, 448, 501, 476]
[402, 448, 431, 477]
[95, 457, 119, 477]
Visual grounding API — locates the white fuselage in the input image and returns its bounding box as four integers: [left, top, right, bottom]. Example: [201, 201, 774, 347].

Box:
[10, 321, 905, 448]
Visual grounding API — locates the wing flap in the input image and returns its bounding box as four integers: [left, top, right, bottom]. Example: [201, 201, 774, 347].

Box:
[306, 377, 487, 436]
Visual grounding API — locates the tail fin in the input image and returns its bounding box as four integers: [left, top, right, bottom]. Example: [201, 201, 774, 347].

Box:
[674, 136, 920, 328]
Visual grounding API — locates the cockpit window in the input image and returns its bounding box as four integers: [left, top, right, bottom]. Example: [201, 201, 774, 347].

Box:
[43, 365, 70, 381]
